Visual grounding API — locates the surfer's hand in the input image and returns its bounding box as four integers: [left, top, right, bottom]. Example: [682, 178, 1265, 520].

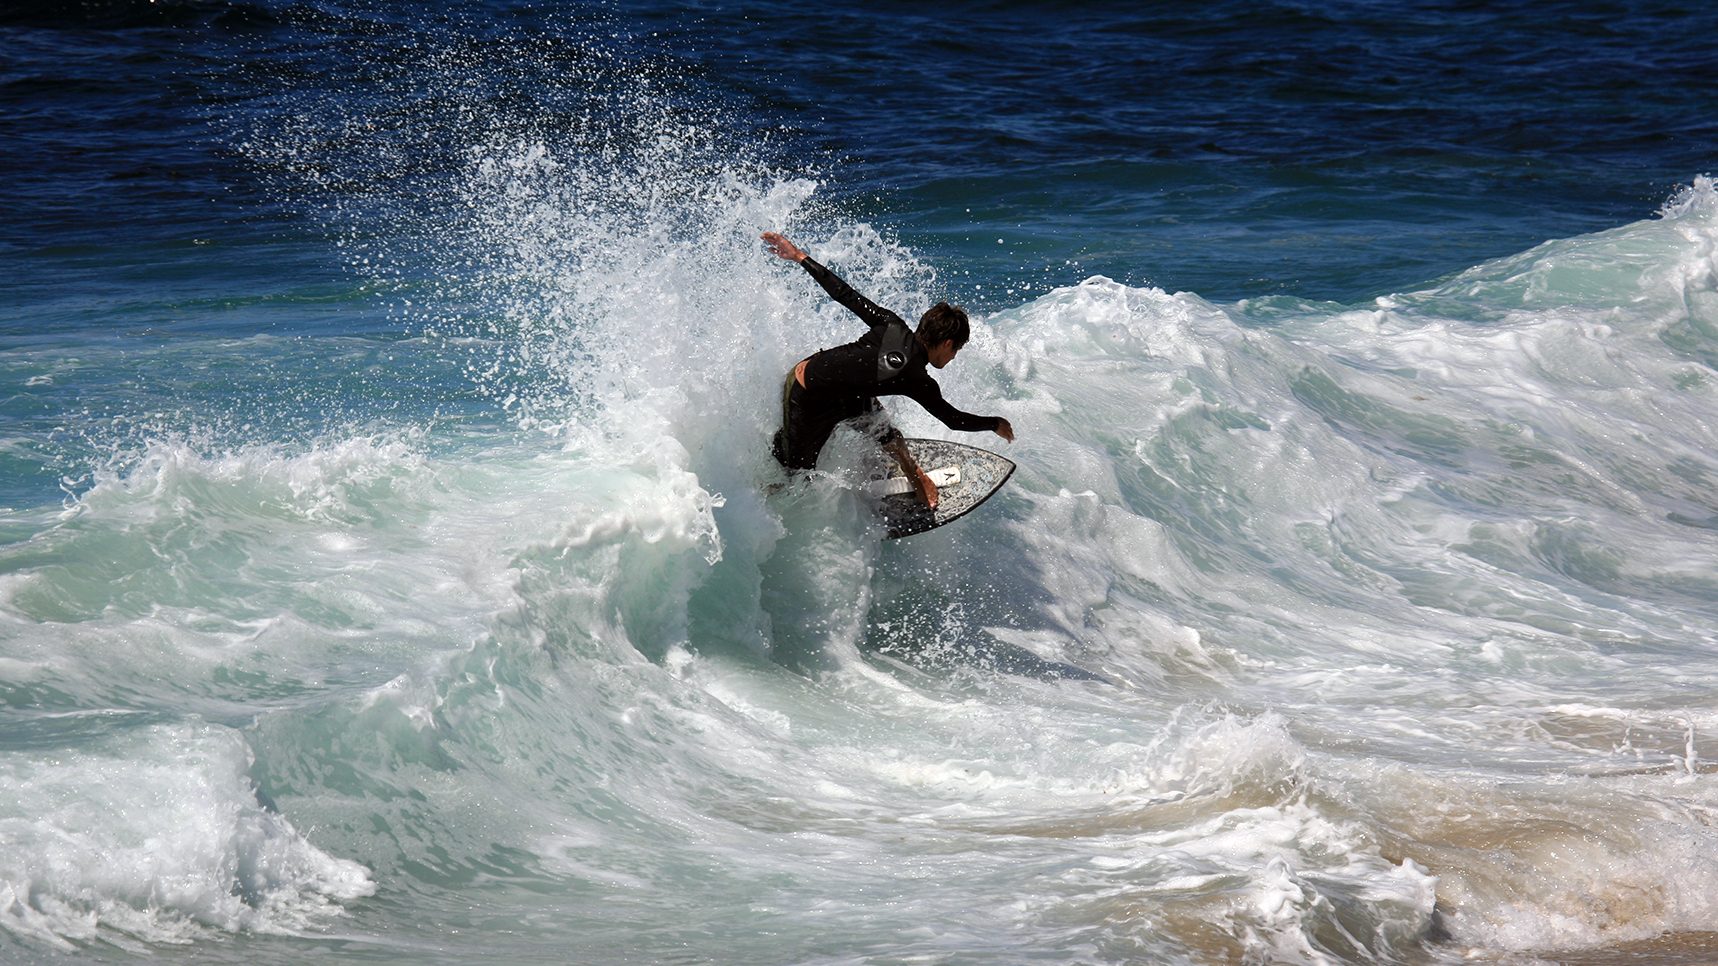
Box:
[995, 418, 1015, 443]
[913, 468, 940, 509]
[761, 231, 807, 262]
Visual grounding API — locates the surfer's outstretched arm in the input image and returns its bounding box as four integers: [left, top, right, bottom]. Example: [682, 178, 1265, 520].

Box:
[762, 231, 901, 330]
[901, 376, 1016, 444]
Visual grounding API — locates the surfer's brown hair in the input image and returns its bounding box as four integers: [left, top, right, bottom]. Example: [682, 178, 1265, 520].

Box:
[916, 302, 969, 349]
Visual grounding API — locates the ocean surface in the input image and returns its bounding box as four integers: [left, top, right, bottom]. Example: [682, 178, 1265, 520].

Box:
[4, 1, 1718, 962]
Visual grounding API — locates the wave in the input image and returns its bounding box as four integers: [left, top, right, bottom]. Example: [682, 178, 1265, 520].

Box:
[7, 179, 1717, 961]
[0, 720, 371, 951]
[11, 2, 1718, 952]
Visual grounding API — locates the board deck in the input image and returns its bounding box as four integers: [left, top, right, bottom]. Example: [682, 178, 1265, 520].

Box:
[864, 465, 961, 497]
[870, 438, 1015, 539]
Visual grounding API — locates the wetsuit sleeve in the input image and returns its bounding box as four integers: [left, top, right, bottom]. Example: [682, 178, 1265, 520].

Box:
[800, 257, 905, 331]
[900, 374, 1002, 434]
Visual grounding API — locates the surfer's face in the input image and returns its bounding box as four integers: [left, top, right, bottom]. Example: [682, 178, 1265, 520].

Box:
[927, 339, 960, 368]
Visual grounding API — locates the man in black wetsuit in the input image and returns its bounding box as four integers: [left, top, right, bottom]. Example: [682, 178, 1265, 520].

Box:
[763, 231, 1015, 509]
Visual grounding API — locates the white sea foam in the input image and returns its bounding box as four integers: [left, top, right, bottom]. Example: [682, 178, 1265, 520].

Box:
[0, 722, 372, 950]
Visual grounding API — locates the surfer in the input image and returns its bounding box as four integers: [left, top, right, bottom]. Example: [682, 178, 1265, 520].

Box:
[763, 230, 1014, 509]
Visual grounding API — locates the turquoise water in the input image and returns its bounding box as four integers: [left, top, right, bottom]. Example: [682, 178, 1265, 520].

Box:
[5, 2, 1718, 963]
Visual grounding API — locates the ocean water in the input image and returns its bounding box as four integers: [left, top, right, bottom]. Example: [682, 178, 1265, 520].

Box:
[4, 1, 1718, 963]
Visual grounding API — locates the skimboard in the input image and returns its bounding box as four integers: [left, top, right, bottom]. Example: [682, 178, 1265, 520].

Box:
[863, 438, 1015, 539]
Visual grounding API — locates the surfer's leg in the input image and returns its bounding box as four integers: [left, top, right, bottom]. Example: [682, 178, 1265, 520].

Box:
[774, 376, 842, 471]
[771, 367, 794, 466]
[772, 368, 806, 469]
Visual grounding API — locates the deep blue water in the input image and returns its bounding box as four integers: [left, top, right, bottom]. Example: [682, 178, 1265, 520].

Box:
[7, 0, 1715, 307]
[5, 2, 1718, 962]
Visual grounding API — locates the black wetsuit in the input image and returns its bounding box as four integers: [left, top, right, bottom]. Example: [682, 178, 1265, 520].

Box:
[772, 257, 1002, 470]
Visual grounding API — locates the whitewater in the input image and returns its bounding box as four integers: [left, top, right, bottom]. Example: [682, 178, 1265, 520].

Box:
[5, 5, 1718, 959]
[6, 118, 1718, 960]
